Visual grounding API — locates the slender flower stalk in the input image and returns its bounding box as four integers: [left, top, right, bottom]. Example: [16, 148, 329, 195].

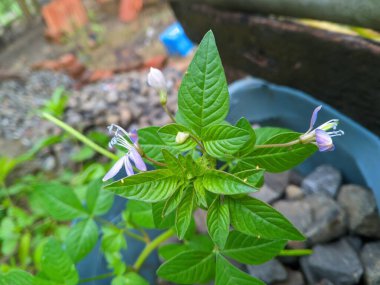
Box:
[102, 125, 147, 182]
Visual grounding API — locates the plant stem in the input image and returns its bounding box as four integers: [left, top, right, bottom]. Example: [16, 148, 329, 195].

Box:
[254, 139, 301, 149]
[41, 112, 118, 161]
[96, 218, 147, 243]
[162, 104, 176, 122]
[189, 134, 207, 153]
[79, 272, 114, 283]
[133, 228, 175, 271]
[142, 154, 167, 167]
[125, 230, 147, 243]
[279, 249, 313, 256]
[219, 163, 229, 171]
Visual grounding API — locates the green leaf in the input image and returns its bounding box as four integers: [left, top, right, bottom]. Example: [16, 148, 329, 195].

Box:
[70, 146, 95, 162]
[228, 196, 305, 241]
[138, 127, 178, 162]
[233, 169, 265, 188]
[125, 200, 155, 228]
[222, 231, 287, 264]
[255, 127, 291, 145]
[105, 251, 126, 275]
[105, 170, 178, 202]
[112, 273, 148, 285]
[101, 225, 127, 253]
[176, 30, 230, 136]
[157, 250, 215, 284]
[41, 239, 78, 285]
[0, 270, 35, 285]
[86, 178, 114, 215]
[175, 189, 195, 239]
[158, 124, 197, 151]
[207, 198, 230, 249]
[187, 234, 214, 252]
[216, 254, 265, 285]
[179, 154, 205, 179]
[203, 124, 251, 158]
[65, 218, 98, 263]
[0, 217, 19, 256]
[158, 243, 189, 261]
[235, 118, 256, 156]
[34, 183, 87, 221]
[152, 201, 175, 229]
[202, 170, 257, 195]
[194, 179, 207, 207]
[237, 132, 317, 173]
[163, 186, 185, 216]
[162, 149, 186, 177]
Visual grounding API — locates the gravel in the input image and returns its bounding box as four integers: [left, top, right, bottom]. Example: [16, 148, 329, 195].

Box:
[0, 71, 73, 150]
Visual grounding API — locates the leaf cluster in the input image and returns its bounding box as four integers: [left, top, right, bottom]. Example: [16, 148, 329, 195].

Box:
[103, 31, 317, 284]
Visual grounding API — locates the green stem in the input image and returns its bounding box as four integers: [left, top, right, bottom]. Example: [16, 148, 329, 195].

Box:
[219, 163, 229, 171]
[162, 104, 176, 122]
[125, 230, 147, 243]
[254, 139, 301, 149]
[142, 153, 167, 167]
[96, 218, 147, 243]
[133, 228, 175, 271]
[79, 272, 114, 283]
[189, 134, 206, 153]
[279, 249, 313, 256]
[41, 112, 118, 161]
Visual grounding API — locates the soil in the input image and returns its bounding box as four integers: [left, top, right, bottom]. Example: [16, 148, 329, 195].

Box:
[0, 1, 175, 73]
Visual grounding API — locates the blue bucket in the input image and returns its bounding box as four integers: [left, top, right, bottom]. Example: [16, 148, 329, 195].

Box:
[160, 22, 194, 57]
[227, 77, 380, 208]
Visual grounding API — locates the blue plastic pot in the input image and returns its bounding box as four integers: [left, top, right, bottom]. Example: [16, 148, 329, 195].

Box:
[76, 196, 161, 285]
[227, 77, 380, 208]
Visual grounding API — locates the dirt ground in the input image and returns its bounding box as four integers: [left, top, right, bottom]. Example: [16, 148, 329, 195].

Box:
[0, 1, 175, 73]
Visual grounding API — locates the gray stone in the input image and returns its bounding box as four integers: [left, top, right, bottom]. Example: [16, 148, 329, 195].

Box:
[301, 165, 342, 197]
[247, 259, 288, 284]
[289, 170, 304, 186]
[305, 194, 347, 244]
[285, 184, 304, 200]
[273, 269, 304, 285]
[318, 280, 336, 285]
[273, 199, 313, 233]
[251, 184, 281, 204]
[300, 239, 363, 285]
[361, 242, 380, 285]
[343, 236, 363, 253]
[275, 194, 346, 246]
[337, 184, 380, 238]
[265, 171, 289, 195]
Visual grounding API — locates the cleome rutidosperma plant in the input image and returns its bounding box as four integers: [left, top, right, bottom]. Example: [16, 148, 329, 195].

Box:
[4, 31, 343, 285]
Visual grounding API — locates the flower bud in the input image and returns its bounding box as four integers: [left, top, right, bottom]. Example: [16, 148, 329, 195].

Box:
[147, 67, 167, 92]
[159, 90, 167, 105]
[176, 132, 190, 144]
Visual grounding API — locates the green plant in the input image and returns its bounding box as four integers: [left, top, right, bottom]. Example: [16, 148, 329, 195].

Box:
[1, 30, 344, 284]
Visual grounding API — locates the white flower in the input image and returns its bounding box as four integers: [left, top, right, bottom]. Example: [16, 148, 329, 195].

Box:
[147, 67, 167, 92]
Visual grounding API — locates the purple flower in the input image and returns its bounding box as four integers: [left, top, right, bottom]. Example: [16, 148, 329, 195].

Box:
[102, 124, 147, 182]
[300, 106, 344, 152]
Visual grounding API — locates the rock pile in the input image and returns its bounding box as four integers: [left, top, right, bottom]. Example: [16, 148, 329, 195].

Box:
[246, 165, 380, 285]
[64, 67, 182, 132]
[0, 68, 182, 169]
[0, 71, 73, 150]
